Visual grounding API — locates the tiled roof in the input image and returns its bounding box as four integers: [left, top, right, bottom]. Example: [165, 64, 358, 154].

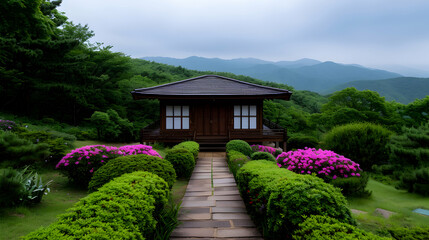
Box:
[131, 75, 292, 100]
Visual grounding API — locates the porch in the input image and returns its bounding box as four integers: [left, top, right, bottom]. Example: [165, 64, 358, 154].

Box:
[140, 118, 287, 149]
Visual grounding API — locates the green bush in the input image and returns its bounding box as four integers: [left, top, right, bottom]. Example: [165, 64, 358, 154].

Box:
[250, 152, 276, 162]
[293, 215, 390, 240]
[287, 135, 319, 150]
[227, 150, 250, 177]
[0, 167, 51, 207]
[398, 167, 429, 196]
[165, 148, 195, 179]
[322, 122, 392, 171]
[24, 171, 169, 240]
[236, 160, 354, 239]
[226, 139, 253, 156]
[0, 131, 50, 168]
[172, 141, 199, 160]
[274, 149, 283, 158]
[17, 130, 70, 164]
[389, 124, 429, 168]
[89, 154, 176, 192]
[388, 226, 429, 240]
[330, 172, 371, 197]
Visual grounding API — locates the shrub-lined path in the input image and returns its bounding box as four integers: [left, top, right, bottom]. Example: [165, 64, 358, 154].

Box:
[171, 152, 262, 239]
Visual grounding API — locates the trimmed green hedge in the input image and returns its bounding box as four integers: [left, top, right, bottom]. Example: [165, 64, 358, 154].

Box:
[236, 160, 354, 238]
[287, 135, 319, 150]
[250, 151, 276, 162]
[165, 148, 195, 179]
[172, 141, 199, 160]
[388, 226, 429, 240]
[88, 154, 176, 192]
[322, 122, 392, 171]
[24, 171, 169, 239]
[226, 139, 253, 156]
[227, 150, 250, 176]
[294, 215, 390, 240]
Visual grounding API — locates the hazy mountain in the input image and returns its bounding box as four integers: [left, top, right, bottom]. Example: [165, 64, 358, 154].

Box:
[325, 77, 429, 104]
[142, 56, 401, 93]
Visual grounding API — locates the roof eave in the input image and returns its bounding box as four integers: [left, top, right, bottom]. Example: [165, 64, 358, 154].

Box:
[131, 92, 292, 100]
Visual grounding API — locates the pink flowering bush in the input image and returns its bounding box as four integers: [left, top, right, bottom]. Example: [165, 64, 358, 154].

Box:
[0, 119, 16, 131]
[251, 144, 282, 157]
[276, 148, 362, 180]
[56, 144, 161, 186]
[251, 144, 276, 154]
[277, 148, 371, 196]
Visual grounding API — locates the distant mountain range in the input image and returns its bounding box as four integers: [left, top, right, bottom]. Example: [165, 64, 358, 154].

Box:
[324, 77, 429, 104]
[142, 56, 402, 93]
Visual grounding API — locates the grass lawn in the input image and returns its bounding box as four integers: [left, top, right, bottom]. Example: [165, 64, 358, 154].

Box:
[0, 171, 88, 240]
[73, 140, 140, 148]
[0, 156, 187, 240]
[348, 179, 429, 236]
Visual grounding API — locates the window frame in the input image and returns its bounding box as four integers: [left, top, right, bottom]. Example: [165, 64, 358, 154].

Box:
[233, 105, 257, 129]
[166, 105, 190, 130]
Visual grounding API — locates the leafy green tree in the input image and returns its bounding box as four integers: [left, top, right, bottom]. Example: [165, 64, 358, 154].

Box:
[402, 96, 429, 127]
[90, 111, 110, 140]
[317, 87, 403, 131]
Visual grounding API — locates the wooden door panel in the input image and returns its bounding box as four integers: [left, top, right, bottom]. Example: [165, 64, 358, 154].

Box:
[195, 103, 228, 137]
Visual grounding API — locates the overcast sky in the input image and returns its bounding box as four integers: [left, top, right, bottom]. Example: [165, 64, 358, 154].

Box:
[59, 0, 429, 72]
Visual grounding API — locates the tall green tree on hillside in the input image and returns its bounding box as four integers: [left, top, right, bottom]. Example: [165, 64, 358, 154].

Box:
[312, 87, 403, 131]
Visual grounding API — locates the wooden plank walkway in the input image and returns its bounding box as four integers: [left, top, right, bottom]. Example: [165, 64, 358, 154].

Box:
[170, 152, 262, 239]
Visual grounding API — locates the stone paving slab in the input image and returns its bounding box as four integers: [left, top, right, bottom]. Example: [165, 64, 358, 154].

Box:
[180, 207, 211, 214]
[214, 190, 240, 196]
[217, 228, 261, 238]
[179, 220, 231, 228]
[212, 207, 247, 213]
[213, 213, 251, 220]
[171, 228, 215, 238]
[182, 200, 216, 207]
[179, 213, 212, 220]
[185, 191, 213, 197]
[209, 195, 243, 201]
[172, 152, 260, 239]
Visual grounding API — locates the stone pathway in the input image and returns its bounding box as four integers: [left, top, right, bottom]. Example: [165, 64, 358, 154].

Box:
[170, 152, 262, 240]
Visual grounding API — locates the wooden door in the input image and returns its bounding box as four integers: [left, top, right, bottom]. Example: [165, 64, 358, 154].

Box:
[195, 103, 227, 137]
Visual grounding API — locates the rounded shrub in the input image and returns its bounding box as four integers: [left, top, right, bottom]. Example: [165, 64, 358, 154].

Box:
[388, 226, 429, 240]
[287, 135, 319, 150]
[251, 152, 276, 162]
[277, 148, 368, 196]
[251, 144, 277, 155]
[398, 167, 429, 196]
[56, 144, 162, 186]
[0, 131, 50, 168]
[227, 150, 250, 177]
[236, 160, 354, 238]
[172, 141, 199, 160]
[24, 171, 169, 240]
[88, 154, 176, 192]
[226, 139, 252, 156]
[293, 215, 390, 240]
[322, 122, 392, 171]
[0, 168, 24, 207]
[330, 172, 371, 197]
[165, 148, 195, 179]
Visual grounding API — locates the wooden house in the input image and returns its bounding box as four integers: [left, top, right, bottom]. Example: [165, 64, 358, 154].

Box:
[131, 75, 292, 149]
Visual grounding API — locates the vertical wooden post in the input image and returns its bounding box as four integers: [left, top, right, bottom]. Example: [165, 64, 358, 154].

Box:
[282, 128, 288, 151]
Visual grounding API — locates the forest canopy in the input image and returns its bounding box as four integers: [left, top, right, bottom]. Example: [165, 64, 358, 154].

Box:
[1, 0, 428, 141]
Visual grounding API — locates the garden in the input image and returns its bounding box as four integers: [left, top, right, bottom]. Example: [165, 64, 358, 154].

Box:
[225, 129, 429, 239]
[0, 117, 200, 239]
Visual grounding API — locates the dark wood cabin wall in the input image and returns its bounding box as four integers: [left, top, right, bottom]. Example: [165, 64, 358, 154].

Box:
[160, 99, 263, 132]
